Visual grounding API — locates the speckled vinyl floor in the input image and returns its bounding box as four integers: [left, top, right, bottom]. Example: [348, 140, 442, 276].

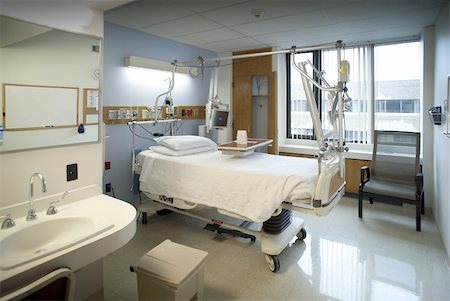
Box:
[103, 196, 450, 301]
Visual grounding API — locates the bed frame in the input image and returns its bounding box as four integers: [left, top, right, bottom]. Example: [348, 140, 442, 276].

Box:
[137, 155, 345, 273]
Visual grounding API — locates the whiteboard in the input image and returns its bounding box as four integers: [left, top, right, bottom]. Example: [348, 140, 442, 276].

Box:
[3, 84, 78, 130]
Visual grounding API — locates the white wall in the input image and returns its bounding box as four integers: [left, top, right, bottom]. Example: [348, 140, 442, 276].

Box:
[1, 143, 102, 208]
[0, 2, 104, 209]
[432, 2, 450, 263]
[0, 28, 100, 152]
[421, 26, 435, 212]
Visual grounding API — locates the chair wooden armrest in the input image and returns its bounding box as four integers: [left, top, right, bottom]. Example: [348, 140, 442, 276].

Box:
[360, 166, 370, 187]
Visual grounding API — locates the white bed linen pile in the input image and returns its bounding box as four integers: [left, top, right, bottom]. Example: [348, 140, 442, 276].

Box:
[138, 150, 318, 222]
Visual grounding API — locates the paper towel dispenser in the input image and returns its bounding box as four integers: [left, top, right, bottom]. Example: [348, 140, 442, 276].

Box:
[428, 106, 442, 125]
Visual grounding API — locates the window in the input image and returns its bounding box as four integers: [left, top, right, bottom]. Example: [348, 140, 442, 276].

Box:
[321, 46, 371, 144]
[287, 52, 314, 139]
[286, 40, 421, 145]
[374, 42, 420, 132]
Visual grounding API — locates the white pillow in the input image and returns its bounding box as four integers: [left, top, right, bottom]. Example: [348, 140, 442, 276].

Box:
[150, 145, 217, 156]
[154, 135, 216, 151]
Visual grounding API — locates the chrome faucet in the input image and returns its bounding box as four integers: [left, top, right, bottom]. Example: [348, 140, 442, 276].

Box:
[0, 214, 15, 229]
[27, 173, 47, 221]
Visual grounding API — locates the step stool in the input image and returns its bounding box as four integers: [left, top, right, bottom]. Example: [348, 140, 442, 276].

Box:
[131, 240, 208, 301]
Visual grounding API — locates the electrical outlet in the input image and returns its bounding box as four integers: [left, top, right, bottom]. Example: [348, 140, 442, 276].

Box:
[105, 183, 111, 193]
[66, 164, 78, 181]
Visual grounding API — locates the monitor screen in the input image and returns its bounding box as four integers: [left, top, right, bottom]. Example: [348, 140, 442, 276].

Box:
[211, 109, 229, 128]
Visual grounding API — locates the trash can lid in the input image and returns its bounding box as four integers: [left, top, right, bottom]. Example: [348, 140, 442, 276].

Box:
[132, 240, 208, 286]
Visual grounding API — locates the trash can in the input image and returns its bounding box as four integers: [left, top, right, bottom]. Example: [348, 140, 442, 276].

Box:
[131, 240, 208, 301]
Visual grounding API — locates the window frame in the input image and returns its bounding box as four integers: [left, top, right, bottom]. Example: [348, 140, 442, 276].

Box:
[286, 50, 321, 140]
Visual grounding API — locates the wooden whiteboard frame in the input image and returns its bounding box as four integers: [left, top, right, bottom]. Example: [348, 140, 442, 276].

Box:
[2, 83, 79, 131]
[83, 88, 99, 124]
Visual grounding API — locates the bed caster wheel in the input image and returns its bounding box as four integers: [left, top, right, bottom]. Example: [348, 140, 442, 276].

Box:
[296, 228, 307, 241]
[264, 254, 280, 273]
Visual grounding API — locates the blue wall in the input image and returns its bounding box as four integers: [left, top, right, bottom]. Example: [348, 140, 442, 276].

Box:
[103, 22, 216, 204]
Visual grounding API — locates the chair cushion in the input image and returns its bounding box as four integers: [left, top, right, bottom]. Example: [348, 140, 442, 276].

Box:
[363, 179, 417, 200]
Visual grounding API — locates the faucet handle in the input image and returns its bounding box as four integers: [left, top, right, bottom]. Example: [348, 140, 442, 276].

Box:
[47, 205, 58, 215]
[47, 191, 68, 215]
[47, 199, 60, 215]
[1, 214, 16, 229]
[58, 191, 69, 202]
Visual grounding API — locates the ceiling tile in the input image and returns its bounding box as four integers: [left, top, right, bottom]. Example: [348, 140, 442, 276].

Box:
[105, 0, 193, 29]
[104, 0, 446, 52]
[202, 0, 323, 27]
[333, 7, 438, 37]
[174, 28, 246, 45]
[231, 10, 331, 36]
[199, 37, 267, 52]
[252, 28, 314, 45]
[86, 0, 135, 11]
[324, 1, 441, 24]
[140, 15, 222, 38]
[169, 0, 251, 13]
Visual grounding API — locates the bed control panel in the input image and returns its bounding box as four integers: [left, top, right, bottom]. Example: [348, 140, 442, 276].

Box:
[159, 195, 174, 204]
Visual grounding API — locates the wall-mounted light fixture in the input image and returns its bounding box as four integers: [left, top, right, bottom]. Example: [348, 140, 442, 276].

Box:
[124, 56, 197, 76]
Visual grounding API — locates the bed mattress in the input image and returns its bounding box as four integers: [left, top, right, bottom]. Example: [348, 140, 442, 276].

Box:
[137, 150, 318, 222]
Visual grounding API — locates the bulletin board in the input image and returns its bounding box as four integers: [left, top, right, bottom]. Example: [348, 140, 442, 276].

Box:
[2, 83, 79, 130]
[83, 88, 99, 124]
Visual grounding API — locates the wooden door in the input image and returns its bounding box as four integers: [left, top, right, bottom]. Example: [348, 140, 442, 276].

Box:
[232, 73, 277, 154]
[232, 48, 278, 154]
[232, 76, 252, 139]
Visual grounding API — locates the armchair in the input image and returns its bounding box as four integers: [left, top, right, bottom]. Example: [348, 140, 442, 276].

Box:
[358, 131, 424, 231]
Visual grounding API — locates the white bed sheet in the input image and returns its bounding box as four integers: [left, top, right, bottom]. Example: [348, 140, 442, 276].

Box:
[138, 150, 318, 222]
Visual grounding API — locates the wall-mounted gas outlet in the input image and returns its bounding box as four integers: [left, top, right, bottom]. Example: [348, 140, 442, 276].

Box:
[66, 163, 78, 181]
[105, 183, 111, 193]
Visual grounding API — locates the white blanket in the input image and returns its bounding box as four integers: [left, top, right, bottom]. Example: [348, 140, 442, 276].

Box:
[138, 150, 318, 222]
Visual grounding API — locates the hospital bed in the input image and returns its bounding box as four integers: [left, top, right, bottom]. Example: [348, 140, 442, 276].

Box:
[135, 143, 345, 272]
[131, 41, 349, 272]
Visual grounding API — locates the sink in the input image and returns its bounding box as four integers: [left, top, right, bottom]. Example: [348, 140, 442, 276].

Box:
[0, 216, 113, 270]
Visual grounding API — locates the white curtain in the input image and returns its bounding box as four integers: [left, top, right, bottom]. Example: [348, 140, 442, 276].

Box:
[322, 45, 372, 144]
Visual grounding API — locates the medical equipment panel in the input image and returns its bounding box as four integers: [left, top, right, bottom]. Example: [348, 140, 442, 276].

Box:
[103, 105, 205, 124]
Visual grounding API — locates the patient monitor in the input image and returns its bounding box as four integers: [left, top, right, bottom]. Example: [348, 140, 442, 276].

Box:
[211, 108, 229, 128]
